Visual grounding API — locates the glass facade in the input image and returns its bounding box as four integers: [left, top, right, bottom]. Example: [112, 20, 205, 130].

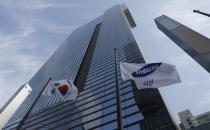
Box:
[3, 5, 177, 130]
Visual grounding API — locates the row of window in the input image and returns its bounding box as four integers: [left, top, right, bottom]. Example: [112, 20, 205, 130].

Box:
[25, 80, 131, 124]
[21, 96, 139, 129]
[22, 84, 134, 128]
[90, 43, 137, 67]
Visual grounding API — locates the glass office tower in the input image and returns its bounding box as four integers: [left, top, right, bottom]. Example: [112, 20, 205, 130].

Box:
[3, 5, 177, 130]
[155, 15, 210, 74]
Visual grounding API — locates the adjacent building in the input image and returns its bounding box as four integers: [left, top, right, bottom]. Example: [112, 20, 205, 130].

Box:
[178, 110, 199, 129]
[0, 84, 31, 129]
[179, 109, 210, 130]
[3, 5, 178, 129]
[155, 15, 210, 74]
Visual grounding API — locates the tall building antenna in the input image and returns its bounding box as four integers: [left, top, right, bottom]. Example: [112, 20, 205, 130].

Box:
[193, 10, 210, 17]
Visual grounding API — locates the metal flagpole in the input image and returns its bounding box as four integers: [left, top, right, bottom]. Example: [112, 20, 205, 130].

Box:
[114, 48, 123, 130]
[16, 77, 52, 130]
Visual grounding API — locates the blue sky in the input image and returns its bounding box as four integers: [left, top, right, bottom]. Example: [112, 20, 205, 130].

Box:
[0, 0, 210, 122]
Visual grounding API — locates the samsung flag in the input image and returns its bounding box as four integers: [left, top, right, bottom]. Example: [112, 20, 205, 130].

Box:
[43, 80, 78, 101]
[120, 62, 181, 89]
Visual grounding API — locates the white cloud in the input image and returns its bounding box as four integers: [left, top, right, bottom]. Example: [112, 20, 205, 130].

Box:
[0, 1, 79, 107]
[6, 7, 78, 35]
[39, 21, 78, 34]
[0, 0, 81, 10]
[0, 26, 34, 49]
[0, 0, 79, 108]
[0, 24, 41, 108]
[200, 91, 210, 105]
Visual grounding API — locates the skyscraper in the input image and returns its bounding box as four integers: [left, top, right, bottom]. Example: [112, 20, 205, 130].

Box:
[3, 5, 178, 130]
[155, 15, 210, 74]
[0, 84, 31, 129]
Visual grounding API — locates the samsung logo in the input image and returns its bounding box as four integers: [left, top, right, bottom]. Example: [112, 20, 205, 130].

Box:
[132, 63, 162, 77]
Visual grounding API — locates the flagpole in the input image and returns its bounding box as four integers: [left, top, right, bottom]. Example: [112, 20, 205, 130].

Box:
[114, 48, 123, 130]
[16, 77, 52, 130]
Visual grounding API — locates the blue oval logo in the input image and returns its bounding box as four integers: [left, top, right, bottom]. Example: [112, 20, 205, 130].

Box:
[131, 63, 162, 77]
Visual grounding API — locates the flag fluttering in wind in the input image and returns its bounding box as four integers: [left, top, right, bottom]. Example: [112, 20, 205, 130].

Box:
[43, 80, 78, 101]
[120, 62, 181, 89]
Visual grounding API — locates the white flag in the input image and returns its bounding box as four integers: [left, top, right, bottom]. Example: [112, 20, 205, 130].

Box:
[43, 80, 78, 101]
[120, 62, 181, 89]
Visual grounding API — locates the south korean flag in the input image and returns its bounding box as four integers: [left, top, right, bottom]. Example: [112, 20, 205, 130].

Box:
[43, 80, 78, 101]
